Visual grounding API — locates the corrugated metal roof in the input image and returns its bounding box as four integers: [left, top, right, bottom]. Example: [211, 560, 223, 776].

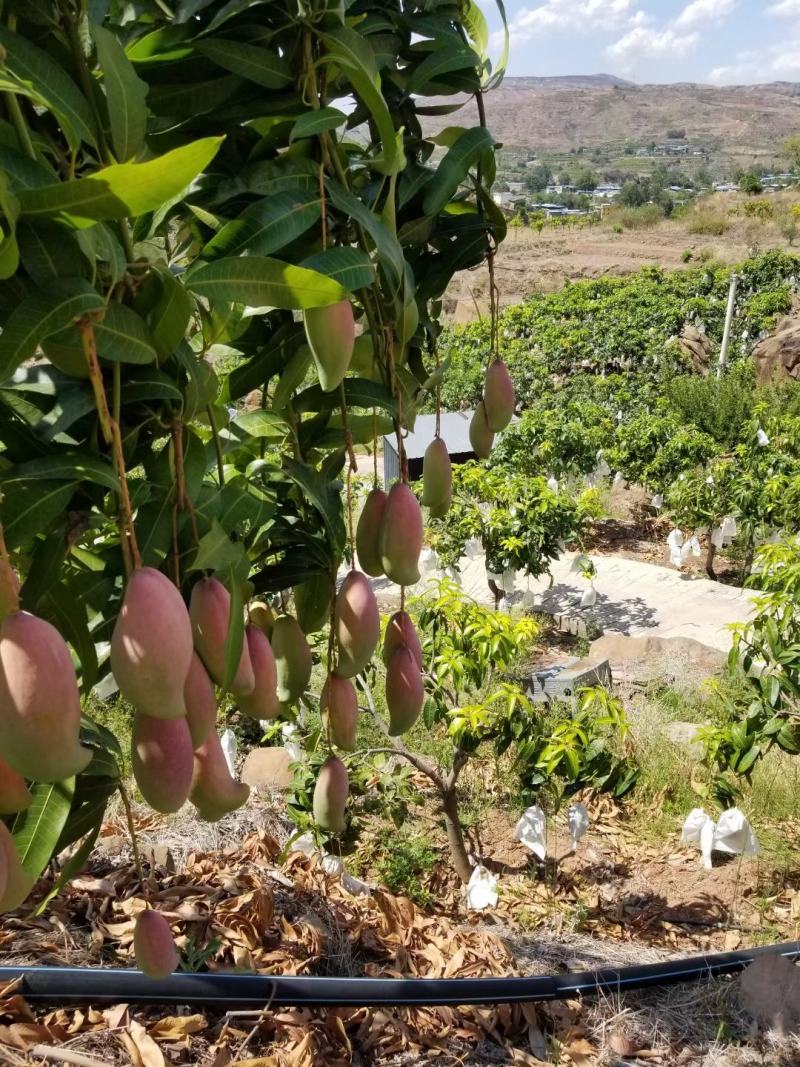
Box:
[384, 411, 476, 461]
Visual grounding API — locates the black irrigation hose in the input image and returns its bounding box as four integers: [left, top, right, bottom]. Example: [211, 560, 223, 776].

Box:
[1, 940, 799, 1008]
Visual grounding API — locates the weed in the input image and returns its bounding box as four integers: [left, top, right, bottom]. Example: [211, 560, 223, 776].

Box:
[686, 210, 728, 236]
[619, 204, 663, 230]
[374, 830, 438, 906]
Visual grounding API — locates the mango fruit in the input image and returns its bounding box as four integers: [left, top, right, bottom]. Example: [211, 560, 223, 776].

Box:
[294, 572, 333, 635]
[0, 611, 91, 782]
[483, 359, 515, 432]
[380, 483, 422, 586]
[190, 577, 255, 697]
[0, 756, 31, 814]
[183, 651, 217, 748]
[132, 713, 194, 814]
[0, 559, 20, 622]
[321, 673, 358, 752]
[134, 909, 179, 979]
[355, 487, 387, 577]
[0, 820, 35, 913]
[304, 299, 355, 393]
[382, 611, 423, 669]
[236, 624, 280, 721]
[313, 755, 348, 833]
[111, 566, 193, 720]
[271, 614, 312, 705]
[333, 570, 380, 679]
[190, 731, 250, 822]
[469, 401, 494, 459]
[421, 437, 452, 515]
[386, 646, 425, 736]
[249, 600, 274, 639]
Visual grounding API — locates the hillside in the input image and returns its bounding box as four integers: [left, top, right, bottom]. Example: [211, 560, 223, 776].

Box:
[427, 77, 800, 166]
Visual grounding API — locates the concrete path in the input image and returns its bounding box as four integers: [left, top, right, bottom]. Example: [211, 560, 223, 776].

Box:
[369, 551, 759, 653]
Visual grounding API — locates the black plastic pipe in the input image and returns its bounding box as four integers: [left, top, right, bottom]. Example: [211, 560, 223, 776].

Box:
[1, 940, 798, 1008]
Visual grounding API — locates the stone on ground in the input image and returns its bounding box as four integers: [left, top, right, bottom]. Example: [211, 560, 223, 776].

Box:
[241, 747, 295, 792]
[740, 955, 800, 1033]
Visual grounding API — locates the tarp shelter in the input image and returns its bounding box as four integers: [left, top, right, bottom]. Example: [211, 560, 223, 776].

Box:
[383, 411, 477, 487]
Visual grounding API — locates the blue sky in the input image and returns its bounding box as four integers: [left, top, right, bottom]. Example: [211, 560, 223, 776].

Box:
[485, 1, 797, 85]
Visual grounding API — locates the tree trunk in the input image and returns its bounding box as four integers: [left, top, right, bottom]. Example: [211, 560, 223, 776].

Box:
[706, 541, 717, 580]
[441, 787, 472, 884]
[487, 577, 501, 610]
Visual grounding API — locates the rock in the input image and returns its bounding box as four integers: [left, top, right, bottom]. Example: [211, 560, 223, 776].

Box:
[751, 318, 800, 381]
[142, 844, 175, 872]
[241, 747, 296, 792]
[740, 955, 800, 1032]
[589, 633, 726, 684]
[677, 324, 713, 374]
[664, 721, 704, 758]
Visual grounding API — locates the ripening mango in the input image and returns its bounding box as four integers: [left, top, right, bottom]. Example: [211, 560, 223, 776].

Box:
[111, 566, 194, 720]
[271, 614, 312, 705]
[428, 487, 452, 520]
[333, 570, 380, 679]
[421, 437, 452, 514]
[469, 401, 494, 459]
[0, 611, 91, 782]
[190, 577, 255, 697]
[304, 299, 355, 393]
[483, 359, 515, 432]
[249, 600, 274, 639]
[382, 611, 423, 670]
[0, 820, 34, 914]
[355, 487, 387, 577]
[294, 572, 333, 635]
[134, 909, 180, 979]
[183, 651, 217, 748]
[321, 673, 358, 752]
[0, 559, 19, 623]
[190, 731, 250, 822]
[0, 756, 31, 815]
[313, 755, 348, 833]
[380, 483, 422, 586]
[237, 624, 280, 721]
[132, 713, 194, 814]
[386, 646, 425, 736]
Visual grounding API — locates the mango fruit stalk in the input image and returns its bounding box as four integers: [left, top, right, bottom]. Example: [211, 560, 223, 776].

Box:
[0, 611, 91, 782]
[313, 755, 349, 833]
[111, 566, 194, 719]
[190, 577, 255, 696]
[333, 570, 380, 679]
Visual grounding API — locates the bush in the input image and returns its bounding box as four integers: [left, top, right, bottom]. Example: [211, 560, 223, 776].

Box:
[739, 172, 764, 195]
[742, 199, 774, 220]
[666, 361, 758, 447]
[686, 210, 729, 236]
[619, 204, 663, 229]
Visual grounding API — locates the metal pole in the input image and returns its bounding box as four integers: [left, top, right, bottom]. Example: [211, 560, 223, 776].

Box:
[717, 271, 738, 378]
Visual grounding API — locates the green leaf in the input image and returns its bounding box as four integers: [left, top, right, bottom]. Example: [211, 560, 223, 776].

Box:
[190, 518, 245, 572]
[0, 278, 105, 381]
[91, 23, 148, 162]
[19, 137, 225, 227]
[1, 480, 77, 551]
[326, 180, 404, 289]
[35, 815, 103, 915]
[16, 220, 88, 286]
[406, 42, 478, 96]
[187, 256, 345, 310]
[294, 377, 396, 415]
[272, 345, 312, 410]
[318, 26, 403, 177]
[290, 107, 347, 142]
[126, 26, 193, 64]
[300, 247, 375, 292]
[0, 28, 97, 153]
[121, 366, 183, 403]
[202, 190, 321, 260]
[422, 126, 495, 216]
[44, 582, 99, 692]
[195, 39, 291, 88]
[94, 303, 158, 364]
[149, 269, 192, 361]
[283, 456, 345, 552]
[233, 409, 289, 437]
[0, 452, 118, 492]
[11, 777, 75, 882]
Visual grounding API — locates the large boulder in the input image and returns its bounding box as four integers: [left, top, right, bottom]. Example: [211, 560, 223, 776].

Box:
[677, 324, 713, 374]
[751, 316, 800, 381]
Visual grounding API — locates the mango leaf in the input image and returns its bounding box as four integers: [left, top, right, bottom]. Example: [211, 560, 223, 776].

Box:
[202, 190, 321, 260]
[18, 137, 224, 227]
[44, 582, 99, 692]
[233, 409, 289, 437]
[11, 777, 75, 882]
[271, 345, 312, 410]
[290, 106, 347, 141]
[190, 518, 244, 572]
[0, 144, 57, 193]
[94, 303, 158, 364]
[195, 39, 291, 88]
[149, 269, 192, 360]
[0, 277, 105, 381]
[91, 23, 148, 162]
[294, 377, 396, 415]
[0, 29, 97, 152]
[121, 366, 183, 403]
[406, 42, 478, 96]
[16, 220, 88, 286]
[251, 551, 329, 593]
[422, 125, 495, 216]
[187, 256, 345, 310]
[300, 247, 374, 292]
[35, 815, 103, 915]
[0, 452, 118, 492]
[326, 180, 403, 288]
[126, 26, 193, 63]
[283, 456, 345, 552]
[1, 480, 77, 551]
[223, 321, 301, 401]
[318, 26, 403, 177]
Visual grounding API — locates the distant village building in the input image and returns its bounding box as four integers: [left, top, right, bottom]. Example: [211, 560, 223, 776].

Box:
[593, 183, 621, 198]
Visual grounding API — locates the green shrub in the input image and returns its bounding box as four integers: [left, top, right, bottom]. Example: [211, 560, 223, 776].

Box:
[619, 204, 663, 229]
[666, 361, 757, 447]
[687, 210, 729, 236]
[374, 832, 438, 906]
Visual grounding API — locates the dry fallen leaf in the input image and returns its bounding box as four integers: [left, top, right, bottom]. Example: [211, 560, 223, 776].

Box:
[608, 1030, 642, 1057]
[565, 1036, 596, 1067]
[148, 1013, 208, 1041]
[127, 1020, 166, 1067]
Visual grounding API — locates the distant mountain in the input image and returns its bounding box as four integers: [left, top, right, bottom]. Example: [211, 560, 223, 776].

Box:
[424, 78, 800, 162]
